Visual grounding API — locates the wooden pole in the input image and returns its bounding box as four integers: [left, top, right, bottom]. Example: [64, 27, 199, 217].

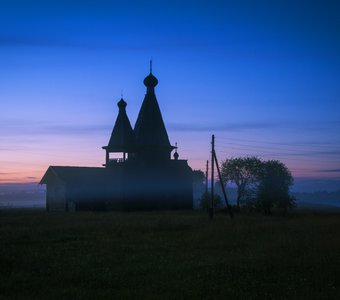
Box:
[213, 150, 233, 218]
[205, 160, 209, 194]
[210, 134, 215, 219]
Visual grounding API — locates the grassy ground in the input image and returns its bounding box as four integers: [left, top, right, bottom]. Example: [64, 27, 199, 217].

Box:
[1, 209, 340, 300]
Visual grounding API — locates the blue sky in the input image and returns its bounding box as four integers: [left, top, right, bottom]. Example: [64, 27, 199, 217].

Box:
[0, 0, 340, 190]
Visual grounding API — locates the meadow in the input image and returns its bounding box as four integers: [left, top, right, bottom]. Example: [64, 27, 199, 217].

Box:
[1, 209, 340, 299]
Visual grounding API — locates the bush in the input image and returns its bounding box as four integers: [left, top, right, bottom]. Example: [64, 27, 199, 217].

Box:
[256, 160, 295, 215]
[199, 192, 223, 210]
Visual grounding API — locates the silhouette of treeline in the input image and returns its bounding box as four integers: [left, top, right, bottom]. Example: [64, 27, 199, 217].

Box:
[294, 190, 340, 205]
[196, 183, 340, 208]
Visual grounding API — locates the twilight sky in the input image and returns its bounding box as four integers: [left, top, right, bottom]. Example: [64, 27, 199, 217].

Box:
[1, 0, 340, 190]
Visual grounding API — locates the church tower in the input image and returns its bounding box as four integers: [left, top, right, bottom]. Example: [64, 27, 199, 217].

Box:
[134, 62, 175, 162]
[102, 98, 135, 166]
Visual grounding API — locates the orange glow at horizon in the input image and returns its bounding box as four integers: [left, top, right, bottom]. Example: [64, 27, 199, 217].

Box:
[1, 146, 339, 183]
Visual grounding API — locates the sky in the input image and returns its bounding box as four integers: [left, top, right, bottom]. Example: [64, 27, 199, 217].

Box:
[1, 0, 340, 190]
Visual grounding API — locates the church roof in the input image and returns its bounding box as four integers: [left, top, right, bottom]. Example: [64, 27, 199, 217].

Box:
[134, 71, 173, 150]
[105, 98, 135, 152]
[39, 166, 108, 184]
[40, 160, 192, 185]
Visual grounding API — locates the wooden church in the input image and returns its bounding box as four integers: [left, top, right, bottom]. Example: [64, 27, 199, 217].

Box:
[40, 66, 193, 211]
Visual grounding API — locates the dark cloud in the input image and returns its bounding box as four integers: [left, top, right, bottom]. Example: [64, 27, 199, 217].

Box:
[168, 121, 277, 132]
[292, 178, 340, 192]
[316, 168, 340, 173]
[37, 124, 110, 135]
[285, 150, 340, 157]
[0, 120, 110, 136]
[0, 172, 20, 175]
[0, 34, 146, 51]
[0, 34, 205, 52]
[168, 120, 340, 133]
[0, 35, 58, 47]
[0, 178, 16, 182]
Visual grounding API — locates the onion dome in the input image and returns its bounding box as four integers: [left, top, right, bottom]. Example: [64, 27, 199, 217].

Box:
[117, 98, 127, 109]
[143, 73, 158, 88]
[143, 60, 158, 93]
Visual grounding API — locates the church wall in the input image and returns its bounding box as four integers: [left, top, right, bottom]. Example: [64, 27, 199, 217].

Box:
[66, 183, 108, 211]
[117, 162, 193, 211]
[46, 181, 66, 211]
[43, 162, 193, 212]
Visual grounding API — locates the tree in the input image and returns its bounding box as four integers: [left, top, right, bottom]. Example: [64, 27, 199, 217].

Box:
[256, 160, 295, 215]
[192, 170, 206, 208]
[192, 170, 205, 195]
[221, 157, 262, 210]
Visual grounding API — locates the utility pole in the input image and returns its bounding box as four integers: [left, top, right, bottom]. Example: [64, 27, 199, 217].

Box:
[213, 150, 233, 218]
[205, 160, 209, 194]
[210, 134, 215, 219]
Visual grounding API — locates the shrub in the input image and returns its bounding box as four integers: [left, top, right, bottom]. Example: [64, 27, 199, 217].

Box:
[199, 192, 223, 210]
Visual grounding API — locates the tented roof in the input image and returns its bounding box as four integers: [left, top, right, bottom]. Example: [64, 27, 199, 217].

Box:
[134, 73, 172, 151]
[105, 98, 135, 152]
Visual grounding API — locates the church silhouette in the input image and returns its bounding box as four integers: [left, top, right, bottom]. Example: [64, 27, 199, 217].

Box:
[40, 65, 193, 211]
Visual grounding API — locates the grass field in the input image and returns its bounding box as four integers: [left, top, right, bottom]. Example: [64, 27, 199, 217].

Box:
[1, 209, 340, 299]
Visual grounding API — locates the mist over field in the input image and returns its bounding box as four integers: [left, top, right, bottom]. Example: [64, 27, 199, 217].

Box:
[1, 180, 340, 209]
[0, 183, 45, 208]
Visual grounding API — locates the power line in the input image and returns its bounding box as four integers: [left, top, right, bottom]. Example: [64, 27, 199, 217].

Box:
[216, 136, 340, 147]
[215, 149, 340, 159]
[215, 141, 340, 151]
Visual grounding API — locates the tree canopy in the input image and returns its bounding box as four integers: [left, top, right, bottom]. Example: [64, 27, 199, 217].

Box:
[221, 156, 262, 210]
[256, 160, 295, 215]
[221, 157, 295, 214]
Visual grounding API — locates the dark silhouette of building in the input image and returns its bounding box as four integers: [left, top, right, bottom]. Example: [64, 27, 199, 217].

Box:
[40, 66, 193, 211]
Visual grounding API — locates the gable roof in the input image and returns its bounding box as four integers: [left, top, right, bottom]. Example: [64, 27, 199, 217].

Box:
[39, 166, 110, 184]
